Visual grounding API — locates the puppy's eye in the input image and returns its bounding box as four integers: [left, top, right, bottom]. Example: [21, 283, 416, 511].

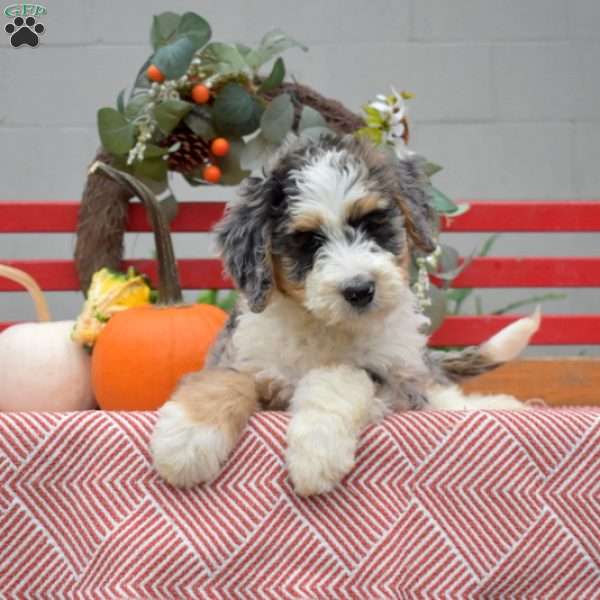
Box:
[290, 230, 324, 255]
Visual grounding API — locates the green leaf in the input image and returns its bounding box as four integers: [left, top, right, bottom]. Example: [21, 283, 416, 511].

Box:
[424, 285, 447, 333]
[150, 12, 181, 49]
[143, 144, 168, 158]
[260, 94, 294, 144]
[235, 43, 252, 57]
[176, 12, 211, 48]
[132, 156, 168, 181]
[124, 93, 151, 120]
[218, 291, 238, 312]
[430, 186, 459, 214]
[131, 57, 153, 93]
[184, 106, 216, 139]
[97, 108, 135, 155]
[116, 89, 126, 114]
[298, 105, 326, 131]
[159, 193, 179, 223]
[183, 172, 206, 187]
[154, 99, 193, 134]
[152, 36, 196, 79]
[240, 134, 277, 171]
[424, 161, 443, 177]
[197, 290, 218, 305]
[201, 42, 248, 74]
[216, 138, 251, 185]
[356, 127, 383, 145]
[258, 57, 286, 93]
[212, 83, 263, 137]
[438, 244, 460, 274]
[300, 126, 335, 140]
[245, 29, 307, 70]
[492, 293, 565, 316]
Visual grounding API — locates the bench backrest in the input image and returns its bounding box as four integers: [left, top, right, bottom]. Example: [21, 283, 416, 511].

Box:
[1, 200, 600, 348]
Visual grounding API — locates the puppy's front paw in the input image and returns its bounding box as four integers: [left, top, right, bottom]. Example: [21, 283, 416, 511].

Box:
[150, 402, 231, 488]
[286, 414, 357, 496]
[255, 368, 295, 410]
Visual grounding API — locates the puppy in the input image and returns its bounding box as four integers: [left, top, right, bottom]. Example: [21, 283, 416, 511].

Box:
[151, 134, 540, 496]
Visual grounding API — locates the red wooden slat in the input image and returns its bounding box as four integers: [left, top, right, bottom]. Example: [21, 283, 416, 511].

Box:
[429, 315, 600, 346]
[442, 201, 600, 232]
[0, 260, 232, 291]
[3, 315, 600, 345]
[0, 202, 225, 233]
[2, 201, 600, 233]
[3, 257, 598, 292]
[432, 257, 600, 288]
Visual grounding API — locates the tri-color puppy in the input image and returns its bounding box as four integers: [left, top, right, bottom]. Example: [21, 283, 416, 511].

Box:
[150, 134, 540, 496]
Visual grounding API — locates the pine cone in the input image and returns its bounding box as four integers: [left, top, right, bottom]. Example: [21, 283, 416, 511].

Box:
[161, 128, 212, 174]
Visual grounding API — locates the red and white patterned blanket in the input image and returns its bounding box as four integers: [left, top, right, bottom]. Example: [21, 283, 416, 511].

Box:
[0, 409, 598, 599]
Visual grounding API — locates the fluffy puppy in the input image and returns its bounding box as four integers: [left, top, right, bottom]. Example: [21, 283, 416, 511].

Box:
[150, 134, 540, 496]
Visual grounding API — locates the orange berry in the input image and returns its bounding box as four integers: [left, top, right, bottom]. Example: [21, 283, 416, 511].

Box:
[211, 137, 230, 157]
[191, 84, 211, 104]
[203, 164, 221, 184]
[147, 64, 165, 83]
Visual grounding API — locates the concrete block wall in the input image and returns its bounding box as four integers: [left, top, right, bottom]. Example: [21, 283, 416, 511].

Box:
[1, 0, 598, 355]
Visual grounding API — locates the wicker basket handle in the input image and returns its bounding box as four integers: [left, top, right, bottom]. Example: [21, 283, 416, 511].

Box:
[0, 265, 52, 322]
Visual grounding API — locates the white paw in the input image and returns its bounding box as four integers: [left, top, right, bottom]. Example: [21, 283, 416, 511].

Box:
[286, 414, 357, 496]
[150, 402, 231, 488]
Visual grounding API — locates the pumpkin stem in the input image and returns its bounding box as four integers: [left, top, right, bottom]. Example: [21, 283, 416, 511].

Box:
[0, 264, 52, 322]
[90, 162, 183, 305]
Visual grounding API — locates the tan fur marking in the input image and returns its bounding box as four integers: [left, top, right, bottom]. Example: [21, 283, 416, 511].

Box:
[290, 210, 325, 232]
[346, 195, 387, 222]
[273, 256, 306, 303]
[173, 368, 258, 441]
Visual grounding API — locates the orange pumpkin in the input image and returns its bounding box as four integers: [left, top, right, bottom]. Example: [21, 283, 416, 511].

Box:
[88, 162, 229, 411]
[92, 304, 226, 410]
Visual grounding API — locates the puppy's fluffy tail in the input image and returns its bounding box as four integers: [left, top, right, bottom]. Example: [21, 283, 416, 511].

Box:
[431, 307, 541, 383]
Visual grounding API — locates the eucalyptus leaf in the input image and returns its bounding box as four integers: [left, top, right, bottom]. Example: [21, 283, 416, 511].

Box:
[424, 285, 447, 333]
[131, 56, 153, 93]
[97, 108, 135, 155]
[258, 57, 285, 93]
[183, 172, 206, 186]
[235, 43, 252, 57]
[159, 193, 179, 222]
[150, 12, 180, 49]
[240, 134, 277, 171]
[124, 93, 151, 120]
[430, 185, 459, 214]
[143, 144, 168, 158]
[424, 161, 443, 177]
[446, 203, 470, 217]
[217, 139, 251, 185]
[299, 126, 335, 140]
[184, 108, 217, 139]
[260, 94, 294, 144]
[176, 12, 211, 47]
[152, 36, 196, 79]
[213, 83, 263, 137]
[137, 174, 169, 195]
[438, 244, 460, 274]
[132, 156, 168, 181]
[298, 105, 326, 131]
[201, 42, 248, 74]
[154, 99, 193, 134]
[116, 89, 126, 114]
[245, 29, 307, 70]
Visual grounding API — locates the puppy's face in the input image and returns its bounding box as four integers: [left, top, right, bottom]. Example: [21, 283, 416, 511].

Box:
[217, 135, 436, 327]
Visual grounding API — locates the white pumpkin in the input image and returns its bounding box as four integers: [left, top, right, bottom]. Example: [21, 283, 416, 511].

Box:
[0, 265, 95, 412]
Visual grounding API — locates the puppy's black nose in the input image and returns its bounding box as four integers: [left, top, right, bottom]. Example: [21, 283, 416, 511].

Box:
[342, 279, 375, 308]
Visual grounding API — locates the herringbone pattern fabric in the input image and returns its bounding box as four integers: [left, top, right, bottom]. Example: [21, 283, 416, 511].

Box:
[0, 409, 598, 599]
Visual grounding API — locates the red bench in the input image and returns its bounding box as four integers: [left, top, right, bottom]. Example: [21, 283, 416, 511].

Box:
[1, 199, 599, 404]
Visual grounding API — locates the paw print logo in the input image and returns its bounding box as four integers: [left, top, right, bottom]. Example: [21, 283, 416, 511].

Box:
[5, 16, 45, 48]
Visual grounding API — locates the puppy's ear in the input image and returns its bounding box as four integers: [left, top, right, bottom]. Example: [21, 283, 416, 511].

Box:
[395, 156, 438, 254]
[215, 175, 280, 312]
